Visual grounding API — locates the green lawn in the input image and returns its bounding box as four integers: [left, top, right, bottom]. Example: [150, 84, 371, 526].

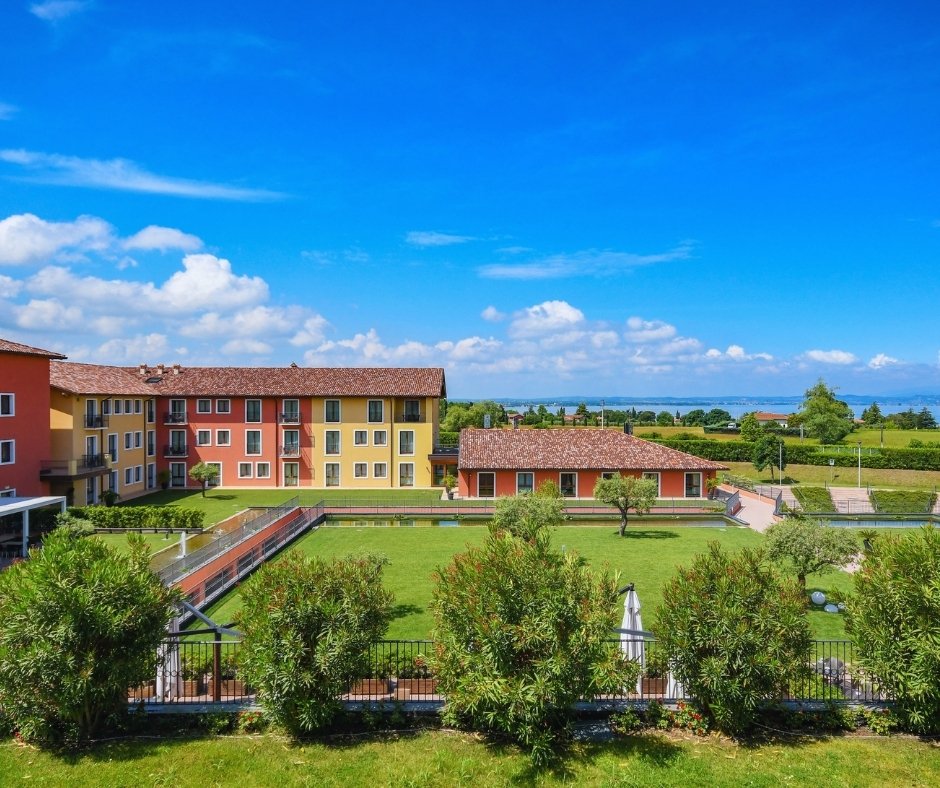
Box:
[1, 730, 938, 787]
[199, 523, 855, 640]
[724, 461, 940, 491]
[96, 531, 181, 554]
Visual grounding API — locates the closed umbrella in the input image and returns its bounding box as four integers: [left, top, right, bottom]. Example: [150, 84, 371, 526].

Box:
[618, 586, 645, 694]
[156, 616, 181, 701]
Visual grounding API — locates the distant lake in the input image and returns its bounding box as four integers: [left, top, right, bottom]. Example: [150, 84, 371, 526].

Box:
[487, 395, 940, 420]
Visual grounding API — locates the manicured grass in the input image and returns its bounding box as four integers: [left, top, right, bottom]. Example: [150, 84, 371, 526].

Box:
[199, 523, 854, 640]
[724, 461, 940, 491]
[96, 531, 180, 554]
[792, 486, 835, 512]
[871, 489, 937, 513]
[1, 730, 939, 786]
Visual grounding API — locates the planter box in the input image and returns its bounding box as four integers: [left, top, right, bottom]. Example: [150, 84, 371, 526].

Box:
[182, 678, 207, 697]
[221, 679, 247, 698]
[394, 678, 438, 698]
[642, 677, 666, 696]
[349, 678, 391, 696]
[130, 681, 156, 700]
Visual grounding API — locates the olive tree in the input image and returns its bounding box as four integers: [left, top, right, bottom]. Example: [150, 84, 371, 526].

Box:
[188, 461, 219, 497]
[847, 526, 940, 733]
[765, 516, 858, 589]
[0, 530, 180, 744]
[655, 543, 811, 734]
[237, 552, 393, 735]
[593, 474, 658, 537]
[431, 495, 636, 766]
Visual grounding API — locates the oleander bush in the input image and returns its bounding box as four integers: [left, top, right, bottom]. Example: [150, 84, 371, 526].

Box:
[68, 505, 205, 530]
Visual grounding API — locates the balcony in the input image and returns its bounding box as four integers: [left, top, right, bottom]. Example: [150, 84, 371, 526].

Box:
[279, 445, 301, 458]
[84, 414, 109, 429]
[163, 444, 188, 458]
[279, 412, 302, 424]
[163, 412, 187, 425]
[39, 453, 111, 479]
[396, 413, 425, 424]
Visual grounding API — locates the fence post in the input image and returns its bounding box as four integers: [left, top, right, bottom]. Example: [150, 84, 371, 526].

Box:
[213, 637, 222, 702]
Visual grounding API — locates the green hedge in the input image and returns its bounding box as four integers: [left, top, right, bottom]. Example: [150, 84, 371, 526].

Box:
[792, 487, 835, 512]
[657, 439, 940, 472]
[870, 490, 938, 514]
[70, 506, 205, 530]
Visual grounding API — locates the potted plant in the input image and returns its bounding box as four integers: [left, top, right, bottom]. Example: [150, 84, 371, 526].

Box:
[157, 469, 171, 490]
[100, 488, 120, 507]
[442, 473, 457, 500]
[395, 654, 438, 698]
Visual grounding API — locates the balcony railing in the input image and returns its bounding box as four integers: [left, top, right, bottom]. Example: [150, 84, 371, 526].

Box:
[279, 413, 302, 424]
[164, 412, 187, 425]
[397, 413, 424, 423]
[84, 414, 109, 429]
[279, 445, 301, 457]
[164, 444, 188, 457]
[39, 453, 111, 478]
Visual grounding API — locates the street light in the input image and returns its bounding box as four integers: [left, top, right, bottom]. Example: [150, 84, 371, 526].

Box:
[857, 441, 862, 489]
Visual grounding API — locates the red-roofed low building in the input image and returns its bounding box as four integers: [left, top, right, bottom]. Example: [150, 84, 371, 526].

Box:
[0, 338, 66, 499]
[754, 412, 790, 428]
[457, 427, 726, 498]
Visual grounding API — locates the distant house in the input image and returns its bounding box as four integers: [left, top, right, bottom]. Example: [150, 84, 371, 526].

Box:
[507, 413, 525, 428]
[754, 412, 790, 428]
[456, 427, 726, 499]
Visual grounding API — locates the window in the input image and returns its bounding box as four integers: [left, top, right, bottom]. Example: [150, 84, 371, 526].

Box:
[516, 472, 534, 495]
[238, 462, 253, 478]
[399, 430, 414, 455]
[354, 430, 368, 446]
[399, 463, 415, 487]
[134, 431, 142, 448]
[433, 464, 446, 486]
[146, 399, 154, 423]
[124, 399, 132, 413]
[256, 462, 271, 479]
[147, 463, 155, 489]
[325, 462, 340, 486]
[368, 400, 384, 423]
[282, 429, 300, 456]
[135, 465, 142, 483]
[170, 462, 186, 487]
[354, 462, 368, 478]
[124, 432, 132, 450]
[205, 462, 221, 486]
[102, 399, 111, 416]
[560, 472, 578, 497]
[147, 431, 155, 456]
[134, 399, 142, 414]
[281, 399, 300, 423]
[0, 488, 15, 498]
[324, 399, 341, 423]
[196, 430, 211, 446]
[216, 429, 231, 446]
[684, 472, 702, 498]
[403, 399, 420, 422]
[283, 462, 299, 486]
[373, 430, 387, 447]
[325, 430, 340, 455]
[246, 430, 262, 455]
[168, 430, 186, 455]
[196, 399, 212, 414]
[124, 467, 133, 485]
[114, 399, 122, 415]
[478, 472, 495, 498]
[246, 399, 262, 423]
[642, 472, 661, 496]
[109, 470, 118, 493]
[373, 462, 387, 479]
[0, 440, 13, 464]
[601, 472, 616, 480]
[0, 393, 13, 416]
[216, 399, 231, 414]
[167, 399, 185, 423]
[107, 433, 118, 462]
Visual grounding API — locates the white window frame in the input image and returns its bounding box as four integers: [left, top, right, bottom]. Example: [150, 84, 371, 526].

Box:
[216, 399, 231, 414]
[108, 433, 119, 462]
[205, 462, 222, 487]
[367, 399, 384, 423]
[516, 471, 534, 495]
[146, 399, 154, 423]
[373, 429, 387, 447]
[353, 430, 368, 447]
[283, 462, 300, 487]
[684, 472, 702, 498]
[196, 429, 212, 447]
[216, 429, 231, 447]
[114, 399, 123, 415]
[238, 462, 253, 479]
[281, 398, 300, 421]
[0, 488, 15, 497]
[0, 393, 13, 417]
[147, 430, 155, 457]
[559, 472, 578, 498]
[124, 432, 132, 450]
[196, 399, 212, 414]
[354, 462, 368, 479]
[324, 399, 341, 423]
[124, 399, 132, 414]
[642, 472, 661, 496]
[169, 462, 187, 487]
[255, 462, 271, 479]
[245, 399, 262, 423]
[0, 439, 14, 465]
[325, 462, 341, 487]
[399, 462, 415, 487]
[134, 431, 142, 449]
[324, 430, 341, 455]
[399, 430, 415, 456]
[134, 399, 142, 414]
[373, 462, 387, 479]
[134, 465, 142, 483]
[245, 430, 262, 456]
[147, 463, 155, 489]
[124, 467, 133, 485]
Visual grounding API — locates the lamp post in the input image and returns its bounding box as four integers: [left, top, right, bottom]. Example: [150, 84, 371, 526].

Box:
[857, 441, 862, 489]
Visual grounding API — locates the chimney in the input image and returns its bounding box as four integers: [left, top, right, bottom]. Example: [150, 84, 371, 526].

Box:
[138, 364, 147, 375]
[172, 364, 181, 374]
[624, 422, 633, 435]
[156, 364, 165, 374]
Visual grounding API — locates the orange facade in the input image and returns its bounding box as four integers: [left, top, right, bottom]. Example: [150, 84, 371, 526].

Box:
[0, 352, 54, 498]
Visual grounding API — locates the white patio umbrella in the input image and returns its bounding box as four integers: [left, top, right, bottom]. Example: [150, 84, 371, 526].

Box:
[665, 669, 685, 700]
[618, 586, 645, 694]
[155, 616, 181, 701]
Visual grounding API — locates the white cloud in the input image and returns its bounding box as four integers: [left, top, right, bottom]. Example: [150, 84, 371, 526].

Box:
[868, 353, 900, 369]
[405, 231, 475, 247]
[0, 103, 18, 121]
[29, 1, 89, 22]
[509, 300, 585, 337]
[495, 246, 532, 255]
[156, 254, 268, 311]
[727, 344, 746, 360]
[93, 333, 170, 363]
[436, 336, 503, 360]
[0, 213, 113, 265]
[301, 248, 370, 266]
[481, 305, 505, 322]
[290, 315, 330, 347]
[0, 149, 285, 201]
[805, 349, 858, 365]
[309, 329, 434, 365]
[478, 242, 693, 280]
[123, 225, 203, 252]
[0, 275, 21, 297]
[13, 298, 83, 329]
[625, 317, 677, 343]
[222, 338, 272, 355]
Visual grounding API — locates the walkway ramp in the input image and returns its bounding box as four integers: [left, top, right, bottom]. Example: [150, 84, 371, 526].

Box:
[732, 491, 779, 533]
[828, 487, 874, 514]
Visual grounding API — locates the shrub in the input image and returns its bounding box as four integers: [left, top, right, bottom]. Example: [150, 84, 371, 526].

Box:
[792, 486, 835, 512]
[431, 495, 636, 766]
[654, 543, 811, 734]
[846, 526, 940, 733]
[237, 552, 393, 735]
[764, 516, 858, 589]
[0, 530, 180, 744]
[870, 490, 937, 514]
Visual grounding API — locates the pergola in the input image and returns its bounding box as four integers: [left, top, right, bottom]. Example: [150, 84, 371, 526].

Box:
[0, 496, 67, 558]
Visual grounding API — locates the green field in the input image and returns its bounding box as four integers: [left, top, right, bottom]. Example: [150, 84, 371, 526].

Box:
[723, 461, 940, 491]
[633, 425, 940, 449]
[199, 523, 854, 640]
[1, 729, 938, 787]
[96, 531, 181, 554]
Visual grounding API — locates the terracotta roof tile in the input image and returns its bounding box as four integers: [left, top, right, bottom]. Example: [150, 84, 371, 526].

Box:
[458, 428, 727, 471]
[754, 412, 789, 420]
[129, 365, 446, 398]
[0, 337, 66, 359]
[50, 362, 155, 396]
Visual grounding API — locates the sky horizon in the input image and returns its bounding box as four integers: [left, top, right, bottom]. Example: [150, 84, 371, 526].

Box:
[2, 2, 939, 399]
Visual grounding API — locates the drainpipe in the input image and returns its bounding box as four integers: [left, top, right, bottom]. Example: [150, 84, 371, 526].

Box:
[389, 396, 394, 488]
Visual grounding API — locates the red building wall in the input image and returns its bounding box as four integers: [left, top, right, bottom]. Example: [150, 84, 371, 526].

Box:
[0, 353, 52, 497]
[457, 468, 716, 498]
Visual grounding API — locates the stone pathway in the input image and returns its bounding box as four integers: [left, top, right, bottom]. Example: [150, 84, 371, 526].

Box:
[731, 493, 778, 533]
[828, 486, 874, 514]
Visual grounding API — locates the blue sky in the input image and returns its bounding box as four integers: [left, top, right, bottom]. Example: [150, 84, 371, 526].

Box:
[1, 1, 939, 398]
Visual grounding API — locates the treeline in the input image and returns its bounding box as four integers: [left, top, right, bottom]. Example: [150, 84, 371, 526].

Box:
[67, 505, 206, 530]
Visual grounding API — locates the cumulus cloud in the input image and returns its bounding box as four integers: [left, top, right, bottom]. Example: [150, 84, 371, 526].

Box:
[309, 329, 434, 365]
[94, 333, 170, 363]
[805, 349, 858, 365]
[290, 315, 330, 347]
[29, 1, 89, 22]
[481, 305, 505, 322]
[868, 353, 900, 369]
[509, 300, 585, 337]
[435, 336, 503, 360]
[625, 317, 677, 343]
[0, 213, 113, 265]
[0, 149, 285, 201]
[0, 275, 22, 297]
[123, 225, 203, 252]
[222, 338, 273, 355]
[478, 242, 692, 280]
[405, 231, 475, 247]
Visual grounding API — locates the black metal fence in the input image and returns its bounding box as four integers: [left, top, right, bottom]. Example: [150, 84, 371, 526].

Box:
[133, 638, 888, 706]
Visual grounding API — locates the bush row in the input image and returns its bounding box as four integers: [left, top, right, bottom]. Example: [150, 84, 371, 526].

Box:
[68, 506, 205, 530]
[870, 490, 938, 514]
[656, 439, 940, 471]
